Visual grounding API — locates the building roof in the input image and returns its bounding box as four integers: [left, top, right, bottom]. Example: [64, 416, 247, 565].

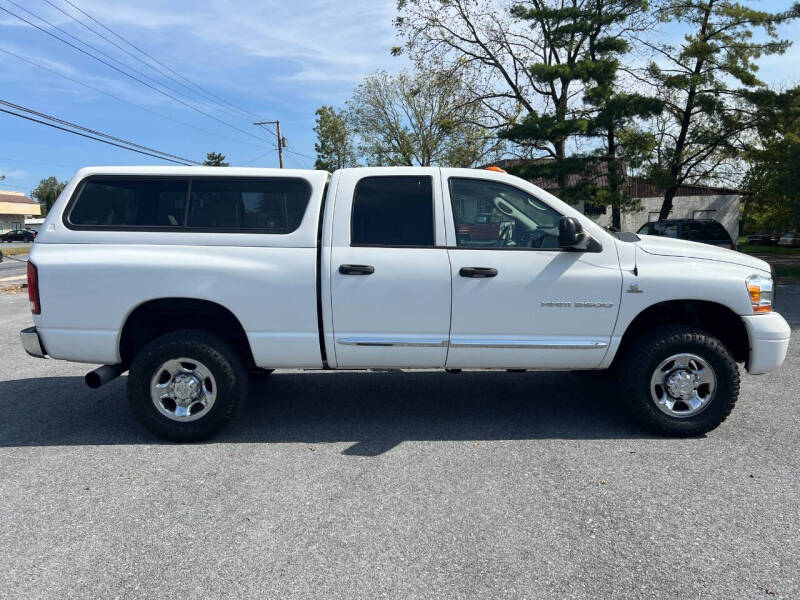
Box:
[485, 159, 747, 198]
[0, 190, 41, 216]
[0, 190, 36, 204]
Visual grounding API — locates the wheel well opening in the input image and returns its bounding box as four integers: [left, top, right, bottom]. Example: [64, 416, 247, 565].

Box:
[616, 300, 749, 364]
[120, 298, 255, 368]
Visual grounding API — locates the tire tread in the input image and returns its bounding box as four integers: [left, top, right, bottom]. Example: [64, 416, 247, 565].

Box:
[617, 325, 739, 436]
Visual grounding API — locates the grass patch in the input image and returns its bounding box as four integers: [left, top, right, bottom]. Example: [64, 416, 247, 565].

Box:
[0, 247, 30, 256]
[739, 243, 800, 255]
[775, 265, 800, 279]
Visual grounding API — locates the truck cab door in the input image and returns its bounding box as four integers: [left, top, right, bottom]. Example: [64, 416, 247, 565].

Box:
[325, 168, 451, 368]
[442, 170, 622, 369]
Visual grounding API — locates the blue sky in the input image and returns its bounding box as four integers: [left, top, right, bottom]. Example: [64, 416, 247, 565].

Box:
[0, 0, 797, 197]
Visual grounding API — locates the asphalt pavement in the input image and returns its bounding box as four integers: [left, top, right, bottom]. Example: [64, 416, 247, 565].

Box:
[0, 288, 798, 599]
[0, 253, 28, 280]
[0, 242, 31, 280]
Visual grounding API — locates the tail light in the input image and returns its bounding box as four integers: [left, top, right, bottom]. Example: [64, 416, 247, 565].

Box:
[27, 261, 41, 315]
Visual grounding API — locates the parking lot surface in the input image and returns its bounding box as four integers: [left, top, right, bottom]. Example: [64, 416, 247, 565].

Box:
[0, 253, 27, 280]
[1, 288, 798, 599]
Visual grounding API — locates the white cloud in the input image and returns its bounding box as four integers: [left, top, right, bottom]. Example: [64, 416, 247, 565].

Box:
[64, 0, 405, 85]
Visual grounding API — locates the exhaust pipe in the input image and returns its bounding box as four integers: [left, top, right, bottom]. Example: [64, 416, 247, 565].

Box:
[85, 364, 125, 389]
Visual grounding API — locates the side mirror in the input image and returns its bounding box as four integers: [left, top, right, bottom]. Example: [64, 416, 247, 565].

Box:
[558, 216, 590, 251]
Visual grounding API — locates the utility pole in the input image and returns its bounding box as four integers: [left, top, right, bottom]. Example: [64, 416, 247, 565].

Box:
[253, 120, 286, 168]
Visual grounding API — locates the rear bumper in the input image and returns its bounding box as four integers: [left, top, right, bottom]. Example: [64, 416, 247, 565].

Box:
[742, 313, 791, 375]
[20, 326, 47, 359]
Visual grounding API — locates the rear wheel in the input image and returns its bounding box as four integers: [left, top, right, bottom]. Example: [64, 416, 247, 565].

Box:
[617, 325, 739, 436]
[127, 329, 248, 441]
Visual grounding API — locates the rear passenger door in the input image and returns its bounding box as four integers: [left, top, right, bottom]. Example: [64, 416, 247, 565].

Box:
[328, 169, 451, 368]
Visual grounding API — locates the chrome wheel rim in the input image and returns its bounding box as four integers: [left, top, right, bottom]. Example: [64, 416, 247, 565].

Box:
[649, 353, 716, 418]
[150, 357, 217, 422]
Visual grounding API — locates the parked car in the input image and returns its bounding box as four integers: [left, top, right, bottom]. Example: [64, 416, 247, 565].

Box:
[744, 232, 779, 246]
[20, 166, 789, 441]
[0, 229, 36, 242]
[745, 233, 778, 245]
[637, 219, 735, 250]
[778, 232, 800, 247]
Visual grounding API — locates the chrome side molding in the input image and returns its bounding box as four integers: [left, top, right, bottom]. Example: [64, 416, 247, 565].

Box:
[450, 339, 609, 350]
[336, 337, 608, 350]
[337, 337, 448, 348]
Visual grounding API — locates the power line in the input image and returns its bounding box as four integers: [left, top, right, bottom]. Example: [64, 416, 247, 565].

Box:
[0, 46, 265, 150]
[285, 148, 316, 161]
[240, 148, 278, 166]
[1, 107, 191, 164]
[40, 0, 260, 124]
[0, 98, 201, 164]
[60, 0, 265, 123]
[0, 4, 271, 146]
[0, 99, 201, 165]
[6, 0, 214, 113]
[254, 120, 285, 167]
[8, 0, 271, 141]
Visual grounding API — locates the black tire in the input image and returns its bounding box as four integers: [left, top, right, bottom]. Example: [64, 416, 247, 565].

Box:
[127, 329, 248, 441]
[617, 325, 739, 436]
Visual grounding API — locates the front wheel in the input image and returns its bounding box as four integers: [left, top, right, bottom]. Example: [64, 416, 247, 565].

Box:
[617, 325, 739, 436]
[127, 329, 248, 441]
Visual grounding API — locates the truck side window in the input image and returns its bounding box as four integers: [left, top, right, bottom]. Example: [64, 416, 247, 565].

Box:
[351, 176, 434, 247]
[69, 179, 187, 227]
[449, 178, 561, 249]
[188, 178, 310, 232]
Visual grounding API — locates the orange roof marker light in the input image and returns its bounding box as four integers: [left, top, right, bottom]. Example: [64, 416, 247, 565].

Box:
[485, 166, 507, 174]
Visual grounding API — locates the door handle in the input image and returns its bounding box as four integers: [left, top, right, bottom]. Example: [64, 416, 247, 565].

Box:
[339, 264, 375, 275]
[459, 267, 498, 278]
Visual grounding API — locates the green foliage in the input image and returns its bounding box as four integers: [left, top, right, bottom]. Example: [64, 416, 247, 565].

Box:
[313, 106, 358, 171]
[742, 87, 800, 232]
[503, 0, 660, 222]
[644, 0, 799, 219]
[203, 152, 229, 166]
[30, 176, 66, 216]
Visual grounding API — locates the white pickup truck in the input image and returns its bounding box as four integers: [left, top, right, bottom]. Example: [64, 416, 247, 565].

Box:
[20, 166, 790, 440]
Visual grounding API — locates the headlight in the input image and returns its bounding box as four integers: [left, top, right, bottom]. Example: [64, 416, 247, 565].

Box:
[746, 274, 773, 313]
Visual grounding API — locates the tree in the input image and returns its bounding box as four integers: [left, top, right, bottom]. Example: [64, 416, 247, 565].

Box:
[641, 0, 799, 220]
[577, 0, 664, 227]
[396, 0, 561, 131]
[31, 176, 67, 216]
[347, 69, 498, 167]
[313, 106, 358, 171]
[203, 152, 229, 166]
[396, 0, 651, 194]
[500, 0, 650, 189]
[741, 87, 800, 232]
